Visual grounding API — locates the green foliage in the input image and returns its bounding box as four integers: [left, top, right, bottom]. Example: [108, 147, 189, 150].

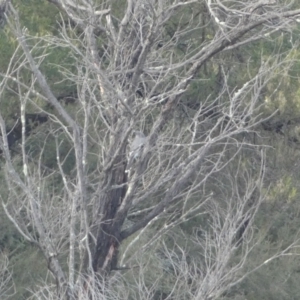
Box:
[2, 1, 300, 299]
[13, 0, 59, 35]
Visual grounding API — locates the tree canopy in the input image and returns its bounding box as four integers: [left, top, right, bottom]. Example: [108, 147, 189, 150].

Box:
[1, 0, 300, 299]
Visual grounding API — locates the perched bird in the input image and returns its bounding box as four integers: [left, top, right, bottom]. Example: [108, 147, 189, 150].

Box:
[126, 131, 146, 173]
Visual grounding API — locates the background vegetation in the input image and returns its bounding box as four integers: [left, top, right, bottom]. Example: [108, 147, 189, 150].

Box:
[1, 0, 300, 299]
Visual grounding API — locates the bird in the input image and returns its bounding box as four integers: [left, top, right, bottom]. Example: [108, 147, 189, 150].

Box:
[125, 131, 146, 173]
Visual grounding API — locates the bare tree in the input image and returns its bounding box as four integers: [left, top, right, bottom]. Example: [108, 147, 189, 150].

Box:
[0, 252, 14, 299]
[0, 0, 300, 299]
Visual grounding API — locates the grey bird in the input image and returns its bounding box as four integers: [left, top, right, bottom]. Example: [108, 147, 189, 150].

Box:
[126, 131, 146, 173]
